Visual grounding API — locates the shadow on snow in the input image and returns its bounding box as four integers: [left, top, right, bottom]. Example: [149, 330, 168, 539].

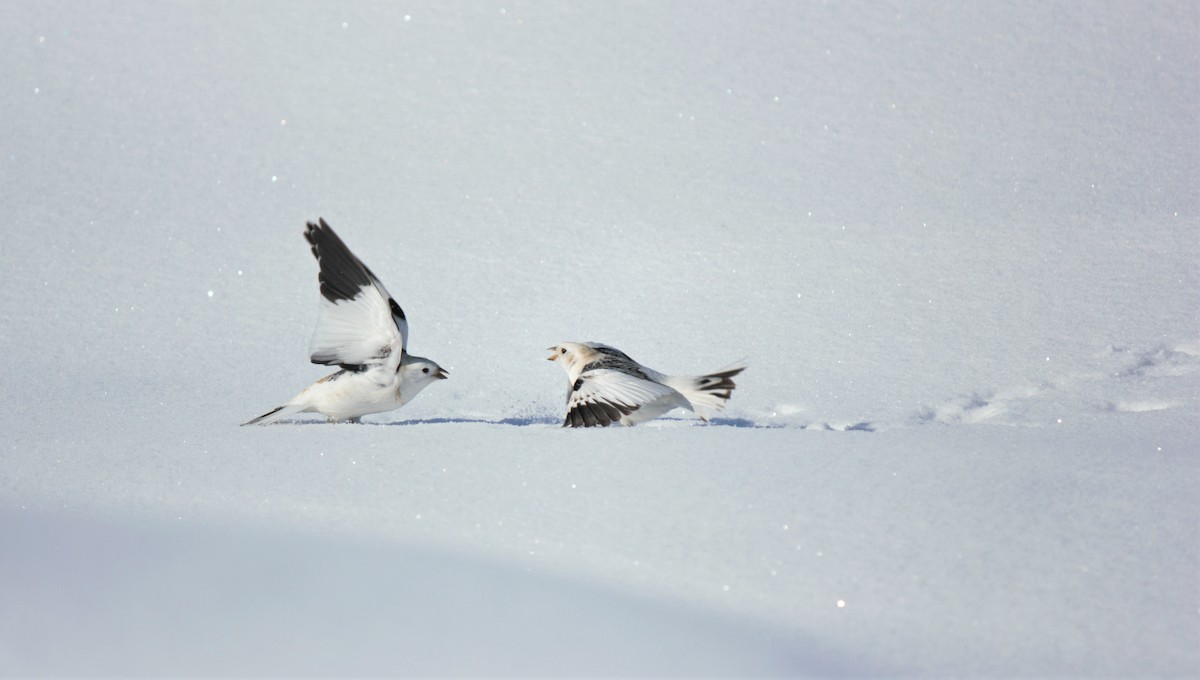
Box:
[252, 415, 875, 431]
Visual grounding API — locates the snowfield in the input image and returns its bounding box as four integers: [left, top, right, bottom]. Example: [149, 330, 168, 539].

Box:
[2, 1, 1197, 676]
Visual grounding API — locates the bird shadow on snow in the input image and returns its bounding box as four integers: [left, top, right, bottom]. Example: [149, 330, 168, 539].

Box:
[372, 416, 877, 431]
[383, 415, 563, 427]
[260, 415, 558, 428]
[253, 414, 878, 431]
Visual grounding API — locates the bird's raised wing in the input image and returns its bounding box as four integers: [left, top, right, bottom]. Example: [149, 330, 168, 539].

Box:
[564, 368, 679, 427]
[304, 219, 407, 371]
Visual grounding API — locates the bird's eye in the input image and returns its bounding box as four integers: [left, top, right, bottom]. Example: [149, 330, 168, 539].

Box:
[422, 368, 430, 374]
[560, 348, 567, 354]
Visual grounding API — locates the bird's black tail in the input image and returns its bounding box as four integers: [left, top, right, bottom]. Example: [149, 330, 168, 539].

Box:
[667, 364, 747, 421]
[242, 403, 305, 426]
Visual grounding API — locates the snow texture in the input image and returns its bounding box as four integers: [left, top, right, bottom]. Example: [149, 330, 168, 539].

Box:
[1, 0, 1197, 676]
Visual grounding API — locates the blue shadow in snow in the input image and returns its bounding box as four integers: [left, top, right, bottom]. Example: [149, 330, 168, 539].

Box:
[257, 415, 876, 432]
[381, 415, 561, 427]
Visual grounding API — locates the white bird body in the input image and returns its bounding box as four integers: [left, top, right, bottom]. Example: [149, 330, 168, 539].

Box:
[246, 357, 445, 425]
[244, 219, 447, 425]
[547, 342, 745, 427]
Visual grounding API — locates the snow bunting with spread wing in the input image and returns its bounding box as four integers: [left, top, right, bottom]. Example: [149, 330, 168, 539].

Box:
[243, 218, 447, 425]
[546, 342, 746, 427]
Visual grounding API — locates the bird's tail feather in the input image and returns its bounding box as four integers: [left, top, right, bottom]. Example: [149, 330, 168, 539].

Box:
[242, 402, 307, 426]
[666, 363, 747, 421]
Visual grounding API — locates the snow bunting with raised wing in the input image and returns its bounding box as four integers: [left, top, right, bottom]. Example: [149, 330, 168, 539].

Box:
[546, 342, 746, 427]
[243, 219, 447, 425]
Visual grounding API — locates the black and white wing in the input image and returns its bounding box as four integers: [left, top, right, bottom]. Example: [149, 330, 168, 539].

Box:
[304, 219, 407, 372]
[564, 368, 680, 427]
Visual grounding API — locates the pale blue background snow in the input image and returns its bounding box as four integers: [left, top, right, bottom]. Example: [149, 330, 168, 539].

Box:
[1, 0, 1198, 676]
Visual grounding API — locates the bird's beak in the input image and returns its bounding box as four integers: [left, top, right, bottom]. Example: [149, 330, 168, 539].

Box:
[435, 368, 449, 380]
[546, 347, 558, 361]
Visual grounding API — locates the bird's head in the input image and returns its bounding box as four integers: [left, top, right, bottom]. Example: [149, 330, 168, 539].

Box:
[546, 342, 591, 374]
[400, 357, 449, 386]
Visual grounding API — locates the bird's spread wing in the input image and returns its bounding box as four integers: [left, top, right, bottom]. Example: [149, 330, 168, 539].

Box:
[580, 344, 649, 377]
[565, 368, 678, 427]
[304, 219, 407, 371]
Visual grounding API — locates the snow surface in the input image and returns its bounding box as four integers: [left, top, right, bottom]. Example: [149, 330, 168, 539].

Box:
[2, 0, 1198, 676]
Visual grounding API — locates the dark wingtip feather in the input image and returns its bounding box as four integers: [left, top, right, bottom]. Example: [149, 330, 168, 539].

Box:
[303, 218, 374, 304]
[563, 397, 639, 428]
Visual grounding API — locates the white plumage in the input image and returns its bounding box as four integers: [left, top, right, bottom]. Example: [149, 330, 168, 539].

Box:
[547, 342, 746, 427]
[243, 219, 447, 425]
